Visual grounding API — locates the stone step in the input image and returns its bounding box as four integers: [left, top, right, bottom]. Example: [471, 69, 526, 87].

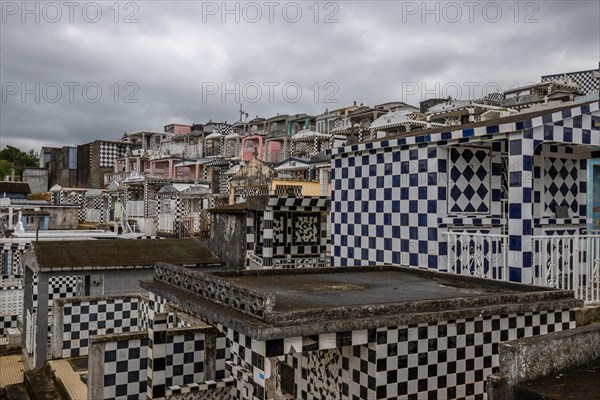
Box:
[23, 366, 61, 400]
[47, 360, 87, 400]
[514, 364, 600, 400]
[3, 383, 31, 400]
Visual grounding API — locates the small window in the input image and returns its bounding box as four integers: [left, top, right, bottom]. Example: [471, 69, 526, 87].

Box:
[2, 252, 13, 275]
[279, 362, 295, 397]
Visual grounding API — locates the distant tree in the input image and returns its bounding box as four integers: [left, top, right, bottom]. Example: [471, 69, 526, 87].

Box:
[0, 145, 39, 168]
[0, 146, 40, 180]
[0, 160, 12, 181]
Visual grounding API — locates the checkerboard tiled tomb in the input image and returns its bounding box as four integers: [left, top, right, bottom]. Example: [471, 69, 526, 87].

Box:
[53, 295, 144, 358]
[213, 309, 575, 400]
[330, 102, 600, 283]
[87, 309, 223, 400]
[0, 273, 78, 336]
[142, 264, 583, 400]
[89, 331, 149, 400]
[245, 196, 330, 269]
[542, 69, 599, 95]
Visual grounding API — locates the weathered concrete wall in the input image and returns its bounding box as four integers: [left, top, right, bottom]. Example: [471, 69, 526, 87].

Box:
[132, 217, 157, 236]
[77, 142, 113, 189]
[230, 159, 276, 187]
[47, 147, 78, 188]
[87, 338, 106, 400]
[76, 143, 92, 188]
[487, 324, 600, 400]
[228, 159, 277, 204]
[209, 212, 246, 270]
[23, 168, 48, 194]
[42, 206, 78, 229]
[211, 168, 221, 194]
[271, 178, 321, 196]
[576, 305, 600, 326]
[103, 268, 155, 295]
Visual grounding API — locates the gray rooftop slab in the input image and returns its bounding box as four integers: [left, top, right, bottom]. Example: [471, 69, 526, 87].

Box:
[223, 269, 523, 312]
[142, 265, 582, 341]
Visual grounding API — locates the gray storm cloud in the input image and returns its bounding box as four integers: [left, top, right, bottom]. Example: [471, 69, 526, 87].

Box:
[0, 0, 598, 151]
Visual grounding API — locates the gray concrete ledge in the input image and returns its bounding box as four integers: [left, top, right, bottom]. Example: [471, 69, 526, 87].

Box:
[89, 330, 148, 345]
[487, 323, 600, 400]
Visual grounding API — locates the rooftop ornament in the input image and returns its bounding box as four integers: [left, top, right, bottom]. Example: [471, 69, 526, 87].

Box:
[291, 129, 330, 140]
[205, 132, 223, 140]
[225, 132, 241, 139]
[123, 171, 145, 183]
[15, 211, 24, 234]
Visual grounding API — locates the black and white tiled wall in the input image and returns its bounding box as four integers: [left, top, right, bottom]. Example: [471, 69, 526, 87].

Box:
[283, 349, 343, 400]
[217, 308, 576, 400]
[448, 147, 492, 215]
[0, 242, 29, 276]
[61, 296, 142, 358]
[166, 332, 206, 387]
[361, 310, 575, 400]
[542, 69, 599, 95]
[332, 142, 447, 269]
[166, 378, 235, 399]
[0, 274, 78, 336]
[102, 335, 149, 400]
[99, 142, 127, 168]
[0, 315, 19, 336]
[246, 197, 330, 268]
[533, 143, 587, 217]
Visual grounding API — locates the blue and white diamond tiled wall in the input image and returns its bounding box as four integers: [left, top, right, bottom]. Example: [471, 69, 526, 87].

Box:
[330, 101, 600, 283]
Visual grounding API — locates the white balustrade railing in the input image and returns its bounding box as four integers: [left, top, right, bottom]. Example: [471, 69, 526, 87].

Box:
[532, 235, 600, 303]
[273, 256, 329, 269]
[120, 207, 133, 234]
[246, 251, 263, 269]
[182, 216, 201, 235]
[85, 209, 102, 223]
[126, 200, 145, 217]
[444, 231, 509, 281]
[158, 214, 176, 232]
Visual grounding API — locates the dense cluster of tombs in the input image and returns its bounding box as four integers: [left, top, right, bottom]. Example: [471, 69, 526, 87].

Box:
[0, 67, 598, 399]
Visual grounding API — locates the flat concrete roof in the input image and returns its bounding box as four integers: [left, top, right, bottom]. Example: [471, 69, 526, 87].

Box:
[12, 230, 117, 239]
[223, 269, 524, 312]
[32, 239, 221, 270]
[142, 265, 581, 341]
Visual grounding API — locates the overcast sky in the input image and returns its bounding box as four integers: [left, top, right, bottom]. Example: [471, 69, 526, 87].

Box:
[0, 0, 598, 151]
